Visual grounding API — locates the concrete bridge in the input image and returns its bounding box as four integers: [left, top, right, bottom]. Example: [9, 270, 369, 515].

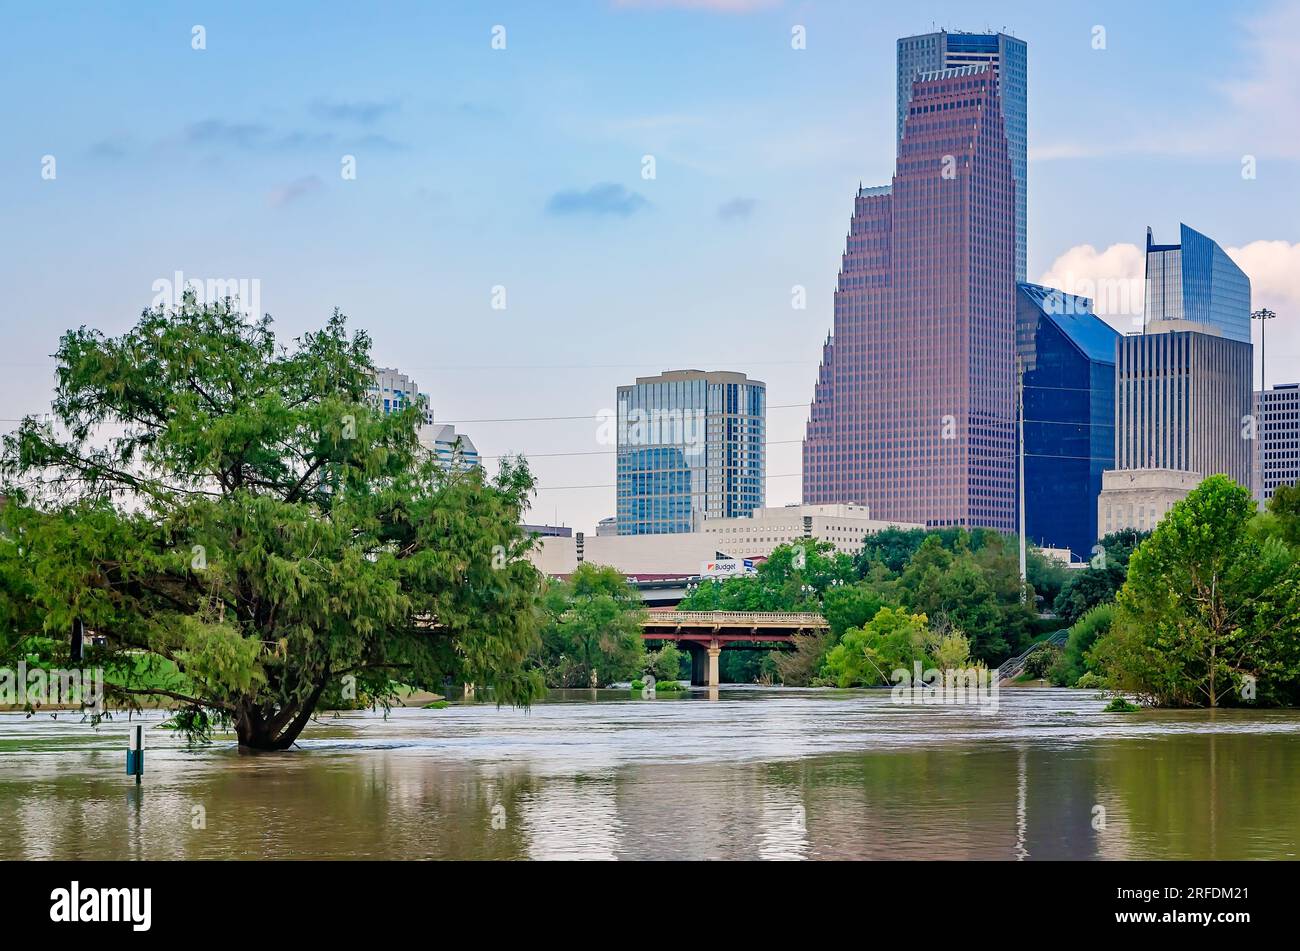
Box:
[641, 611, 829, 687]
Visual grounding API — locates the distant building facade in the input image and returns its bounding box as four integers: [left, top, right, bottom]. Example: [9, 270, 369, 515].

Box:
[521, 524, 572, 538]
[370, 367, 479, 470]
[897, 31, 1027, 281]
[530, 505, 921, 576]
[1098, 468, 1202, 536]
[420, 423, 480, 470]
[371, 367, 433, 425]
[616, 370, 765, 535]
[805, 63, 1017, 532]
[1256, 384, 1300, 504]
[595, 516, 619, 536]
[702, 504, 922, 557]
[1016, 284, 1119, 560]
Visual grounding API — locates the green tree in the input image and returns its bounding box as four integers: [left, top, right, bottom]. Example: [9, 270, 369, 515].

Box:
[1092, 475, 1300, 707]
[0, 297, 545, 749]
[1052, 530, 1151, 624]
[645, 642, 684, 682]
[678, 540, 855, 612]
[899, 536, 1034, 663]
[536, 563, 646, 687]
[1025, 548, 1070, 608]
[1260, 481, 1300, 548]
[821, 607, 971, 688]
[822, 580, 895, 639]
[1049, 602, 1114, 686]
[856, 527, 929, 574]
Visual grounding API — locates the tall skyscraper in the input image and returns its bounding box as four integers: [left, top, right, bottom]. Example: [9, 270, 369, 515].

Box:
[1254, 383, 1300, 503]
[1100, 225, 1253, 531]
[805, 63, 1017, 531]
[617, 370, 765, 535]
[1114, 226, 1253, 487]
[898, 31, 1027, 281]
[1017, 284, 1119, 559]
[1143, 224, 1252, 342]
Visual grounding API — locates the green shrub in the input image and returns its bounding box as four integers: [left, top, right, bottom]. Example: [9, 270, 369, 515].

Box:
[1103, 696, 1140, 712]
[1023, 646, 1059, 680]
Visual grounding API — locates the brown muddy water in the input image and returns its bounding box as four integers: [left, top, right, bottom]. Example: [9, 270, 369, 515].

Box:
[2, 687, 1297, 860]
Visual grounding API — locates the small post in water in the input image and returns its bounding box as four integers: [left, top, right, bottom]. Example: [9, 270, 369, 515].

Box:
[126, 724, 144, 784]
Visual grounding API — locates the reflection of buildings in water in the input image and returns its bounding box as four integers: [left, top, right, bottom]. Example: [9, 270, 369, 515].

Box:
[757, 783, 809, 860]
[1014, 746, 1028, 860]
[611, 763, 775, 860]
[518, 776, 623, 860]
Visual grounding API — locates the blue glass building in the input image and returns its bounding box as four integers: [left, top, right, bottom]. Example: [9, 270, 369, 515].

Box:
[1017, 284, 1119, 560]
[1144, 224, 1251, 343]
[616, 370, 765, 535]
[897, 30, 1027, 282]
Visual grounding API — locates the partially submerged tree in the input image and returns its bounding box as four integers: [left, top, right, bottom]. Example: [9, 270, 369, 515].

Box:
[0, 295, 544, 749]
[1092, 475, 1300, 707]
[536, 563, 646, 687]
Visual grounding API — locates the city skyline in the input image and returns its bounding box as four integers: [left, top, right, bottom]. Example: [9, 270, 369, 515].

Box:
[4, 0, 1300, 533]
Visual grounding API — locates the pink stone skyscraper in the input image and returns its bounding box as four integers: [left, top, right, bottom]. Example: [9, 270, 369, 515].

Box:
[803, 64, 1016, 531]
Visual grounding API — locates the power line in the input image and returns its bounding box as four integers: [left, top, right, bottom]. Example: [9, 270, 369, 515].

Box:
[479, 438, 805, 462]
[534, 472, 802, 492]
[436, 402, 811, 424]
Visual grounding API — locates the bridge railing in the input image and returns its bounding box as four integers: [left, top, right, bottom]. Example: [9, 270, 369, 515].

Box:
[642, 611, 829, 627]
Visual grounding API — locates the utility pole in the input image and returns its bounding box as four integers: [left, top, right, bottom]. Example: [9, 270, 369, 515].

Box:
[1252, 308, 1277, 391]
[1017, 357, 1027, 601]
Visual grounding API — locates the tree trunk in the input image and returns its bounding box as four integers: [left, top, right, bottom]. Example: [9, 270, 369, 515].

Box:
[234, 679, 328, 751]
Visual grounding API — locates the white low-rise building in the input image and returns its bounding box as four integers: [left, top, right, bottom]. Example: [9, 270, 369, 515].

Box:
[1097, 468, 1202, 535]
[701, 503, 920, 557]
[528, 504, 922, 576]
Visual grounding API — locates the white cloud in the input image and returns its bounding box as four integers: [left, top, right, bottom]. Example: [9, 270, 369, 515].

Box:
[1036, 242, 1146, 330]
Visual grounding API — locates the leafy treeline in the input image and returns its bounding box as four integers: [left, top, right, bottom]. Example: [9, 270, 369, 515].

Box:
[1050, 528, 1149, 625]
[678, 528, 1064, 684]
[1068, 476, 1300, 707]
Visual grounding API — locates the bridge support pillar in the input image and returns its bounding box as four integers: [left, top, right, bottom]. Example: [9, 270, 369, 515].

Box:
[706, 640, 721, 688]
[687, 643, 707, 686]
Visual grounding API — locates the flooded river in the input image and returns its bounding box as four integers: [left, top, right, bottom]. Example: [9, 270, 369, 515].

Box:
[2, 687, 1297, 860]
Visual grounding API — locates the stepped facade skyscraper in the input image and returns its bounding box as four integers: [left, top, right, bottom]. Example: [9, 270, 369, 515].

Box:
[897, 31, 1027, 282]
[804, 62, 1017, 531]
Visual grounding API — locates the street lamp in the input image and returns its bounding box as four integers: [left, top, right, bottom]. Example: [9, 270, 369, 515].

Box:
[1252, 308, 1278, 391]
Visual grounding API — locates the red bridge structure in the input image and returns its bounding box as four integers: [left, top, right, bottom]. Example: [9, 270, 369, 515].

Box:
[641, 611, 829, 687]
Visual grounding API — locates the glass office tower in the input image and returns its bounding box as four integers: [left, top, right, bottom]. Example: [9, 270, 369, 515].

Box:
[897, 31, 1027, 282]
[1144, 224, 1252, 343]
[1016, 283, 1119, 559]
[805, 64, 1017, 531]
[1115, 224, 1254, 490]
[616, 370, 765, 535]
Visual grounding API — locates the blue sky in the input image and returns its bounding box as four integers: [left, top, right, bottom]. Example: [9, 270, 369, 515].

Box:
[4, 0, 1299, 531]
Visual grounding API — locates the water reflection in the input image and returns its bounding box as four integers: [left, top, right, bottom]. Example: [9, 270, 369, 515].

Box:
[1, 689, 1298, 860]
